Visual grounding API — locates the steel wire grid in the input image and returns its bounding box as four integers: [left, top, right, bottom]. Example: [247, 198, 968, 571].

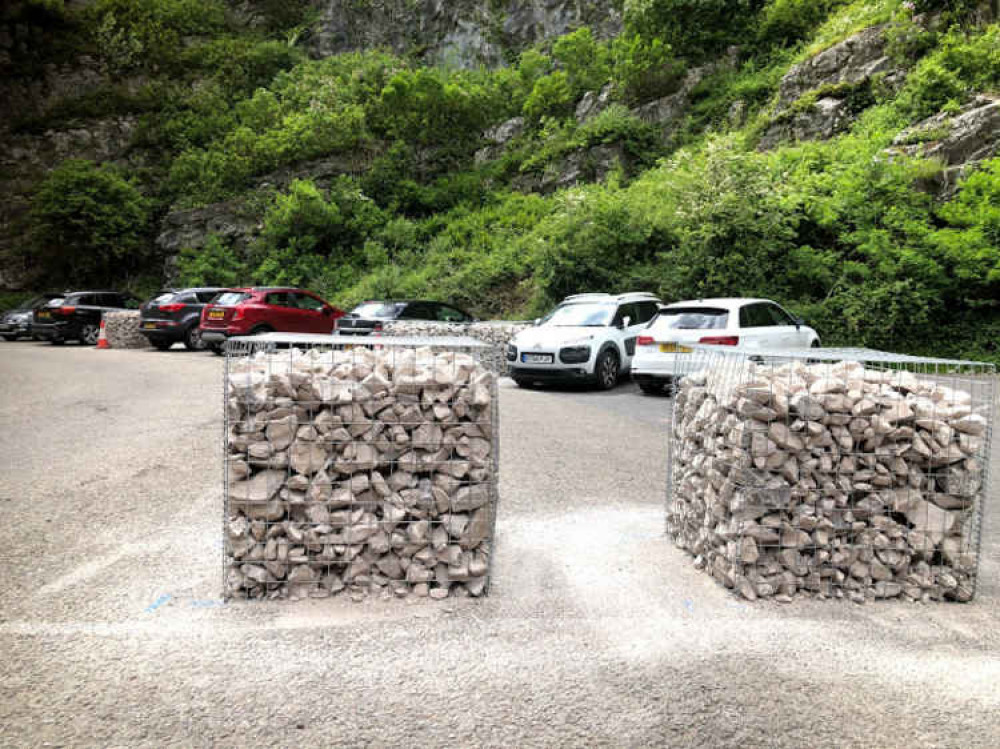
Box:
[666, 345, 996, 603]
[223, 334, 499, 601]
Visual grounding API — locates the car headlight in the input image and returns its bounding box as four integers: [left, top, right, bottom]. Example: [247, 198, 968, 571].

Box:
[559, 345, 591, 364]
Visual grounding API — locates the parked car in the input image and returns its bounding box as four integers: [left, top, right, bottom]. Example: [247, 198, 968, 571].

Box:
[631, 297, 821, 395]
[506, 292, 662, 390]
[32, 290, 141, 345]
[0, 293, 62, 340]
[199, 287, 345, 354]
[139, 287, 230, 351]
[335, 299, 478, 335]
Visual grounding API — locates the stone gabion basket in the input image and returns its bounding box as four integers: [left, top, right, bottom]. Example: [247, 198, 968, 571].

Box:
[224, 334, 499, 601]
[668, 346, 995, 604]
[103, 310, 151, 349]
[381, 320, 531, 375]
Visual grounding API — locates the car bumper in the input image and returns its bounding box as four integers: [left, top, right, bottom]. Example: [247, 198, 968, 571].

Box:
[0, 321, 30, 337]
[630, 352, 693, 378]
[32, 322, 75, 340]
[200, 330, 230, 345]
[139, 320, 185, 342]
[509, 365, 595, 382]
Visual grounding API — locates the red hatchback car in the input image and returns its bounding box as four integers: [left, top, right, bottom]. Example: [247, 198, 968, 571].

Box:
[199, 287, 345, 354]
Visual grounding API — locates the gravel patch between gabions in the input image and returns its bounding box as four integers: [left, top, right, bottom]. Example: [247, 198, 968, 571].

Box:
[0, 343, 998, 747]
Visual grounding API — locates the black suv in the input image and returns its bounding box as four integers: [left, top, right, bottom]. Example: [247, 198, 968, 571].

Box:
[335, 300, 477, 335]
[139, 287, 230, 351]
[32, 290, 140, 345]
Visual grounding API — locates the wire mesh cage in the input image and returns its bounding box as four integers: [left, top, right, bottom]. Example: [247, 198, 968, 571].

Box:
[667, 346, 995, 603]
[223, 334, 499, 601]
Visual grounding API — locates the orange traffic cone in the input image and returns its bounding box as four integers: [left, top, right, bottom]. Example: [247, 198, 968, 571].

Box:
[96, 318, 111, 349]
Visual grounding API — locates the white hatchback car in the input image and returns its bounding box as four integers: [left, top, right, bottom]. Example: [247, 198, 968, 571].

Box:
[631, 297, 821, 394]
[507, 292, 663, 389]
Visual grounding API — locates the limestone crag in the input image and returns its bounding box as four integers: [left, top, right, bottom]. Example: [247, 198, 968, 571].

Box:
[668, 359, 989, 603]
[225, 345, 498, 601]
[888, 95, 1000, 196]
[311, 0, 621, 68]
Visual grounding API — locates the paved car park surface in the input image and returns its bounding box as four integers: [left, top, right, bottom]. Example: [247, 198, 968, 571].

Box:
[1, 341, 999, 747]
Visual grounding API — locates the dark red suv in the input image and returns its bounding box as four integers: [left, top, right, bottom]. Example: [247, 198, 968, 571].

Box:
[199, 287, 344, 354]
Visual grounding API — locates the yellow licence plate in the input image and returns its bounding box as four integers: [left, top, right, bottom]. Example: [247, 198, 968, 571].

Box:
[38, 311, 51, 319]
[208, 309, 224, 319]
[659, 343, 692, 353]
[143, 322, 157, 329]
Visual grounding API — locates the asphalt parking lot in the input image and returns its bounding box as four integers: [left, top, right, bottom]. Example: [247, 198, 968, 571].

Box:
[1, 341, 999, 747]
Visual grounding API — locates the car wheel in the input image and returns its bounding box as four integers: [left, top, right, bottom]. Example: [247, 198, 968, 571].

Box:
[595, 348, 620, 390]
[0, 334, 13, 341]
[80, 323, 100, 346]
[209, 343, 225, 356]
[51, 338, 65, 346]
[183, 325, 205, 351]
[810, 339, 821, 348]
[512, 378, 535, 389]
[250, 325, 274, 336]
[152, 339, 173, 351]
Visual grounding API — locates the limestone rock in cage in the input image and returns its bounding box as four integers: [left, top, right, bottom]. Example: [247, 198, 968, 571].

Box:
[667, 349, 993, 604]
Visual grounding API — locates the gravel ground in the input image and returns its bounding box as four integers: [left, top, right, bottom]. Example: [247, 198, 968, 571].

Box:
[1, 341, 998, 748]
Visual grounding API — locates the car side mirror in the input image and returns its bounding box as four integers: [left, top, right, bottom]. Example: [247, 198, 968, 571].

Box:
[322, 306, 333, 316]
[533, 318, 541, 326]
[794, 316, 804, 328]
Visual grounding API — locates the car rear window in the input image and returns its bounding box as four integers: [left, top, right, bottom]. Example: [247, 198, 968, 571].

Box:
[44, 297, 66, 307]
[651, 307, 729, 331]
[153, 292, 175, 303]
[351, 302, 404, 318]
[213, 292, 248, 306]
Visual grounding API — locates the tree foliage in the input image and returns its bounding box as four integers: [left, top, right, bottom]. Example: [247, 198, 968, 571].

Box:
[29, 159, 151, 286]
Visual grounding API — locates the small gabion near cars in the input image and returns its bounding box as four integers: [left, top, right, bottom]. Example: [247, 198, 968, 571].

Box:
[32, 290, 140, 345]
[0, 294, 61, 340]
[199, 287, 345, 354]
[630, 297, 821, 394]
[139, 287, 230, 351]
[335, 299, 477, 335]
[506, 292, 662, 389]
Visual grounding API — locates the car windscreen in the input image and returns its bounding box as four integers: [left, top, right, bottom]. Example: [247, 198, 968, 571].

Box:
[350, 302, 404, 318]
[212, 292, 247, 306]
[651, 307, 729, 331]
[544, 302, 615, 327]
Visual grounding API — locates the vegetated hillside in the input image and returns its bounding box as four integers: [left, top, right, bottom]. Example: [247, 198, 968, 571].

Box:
[1, 0, 999, 361]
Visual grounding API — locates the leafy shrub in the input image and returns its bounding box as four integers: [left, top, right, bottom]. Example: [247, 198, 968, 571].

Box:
[624, 0, 767, 60]
[523, 71, 575, 122]
[758, 0, 848, 48]
[28, 159, 151, 285]
[85, 0, 227, 74]
[611, 33, 685, 106]
[175, 235, 249, 287]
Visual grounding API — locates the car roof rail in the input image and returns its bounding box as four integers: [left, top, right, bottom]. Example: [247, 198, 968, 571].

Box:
[561, 293, 613, 302]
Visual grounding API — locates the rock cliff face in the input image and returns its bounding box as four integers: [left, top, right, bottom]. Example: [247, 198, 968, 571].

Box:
[758, 25, 906, 150]
[888, 95, 1000, 196]
[310, 0, 621, 67]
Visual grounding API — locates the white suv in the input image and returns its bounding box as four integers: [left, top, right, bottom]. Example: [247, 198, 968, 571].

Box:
[507, 292, 662, 389]
[631, 297, 821, 394]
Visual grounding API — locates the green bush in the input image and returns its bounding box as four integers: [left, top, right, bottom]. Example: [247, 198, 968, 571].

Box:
[175, 235, 249, 287]
[611, 33, 685, 106]
[624, 0, 767, 60]
[523, 71, 576, 122]
[28, 159, 151, 285]
[758, 0, 848, 48]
